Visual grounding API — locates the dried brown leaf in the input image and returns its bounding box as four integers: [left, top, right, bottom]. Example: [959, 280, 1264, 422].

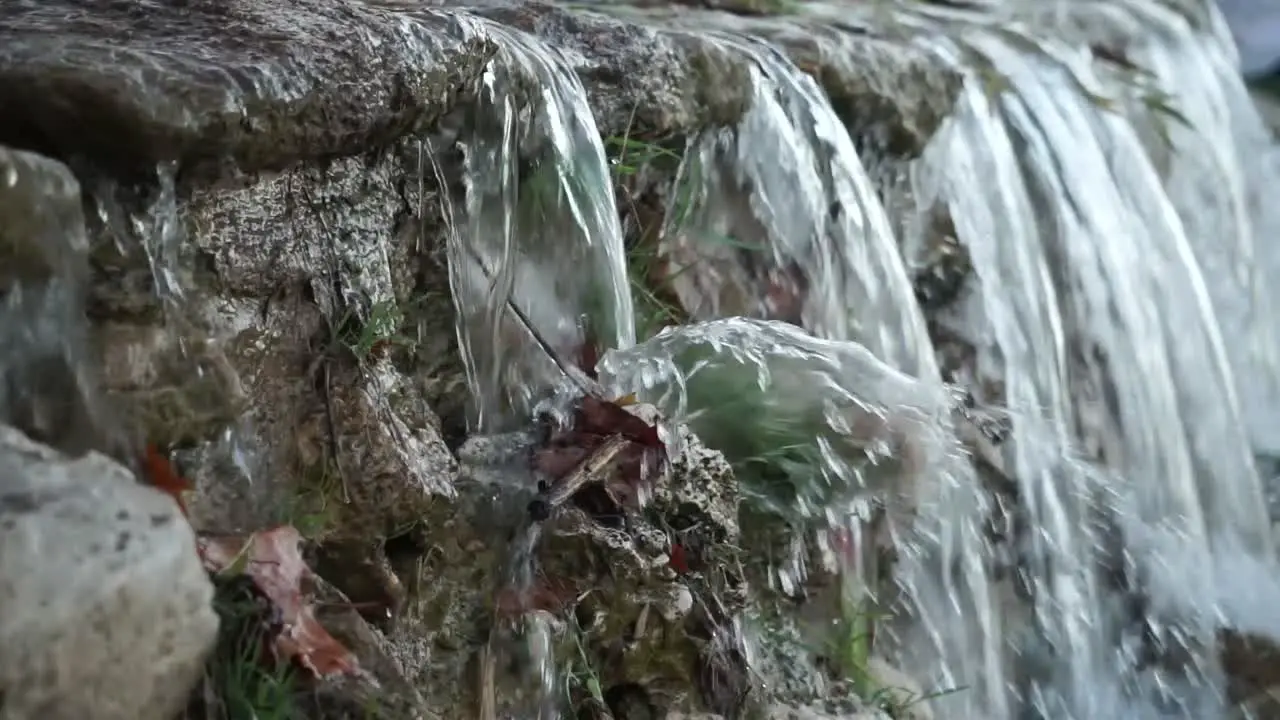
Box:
[576, 395, 663, 449]
[198, 526, 360, 679]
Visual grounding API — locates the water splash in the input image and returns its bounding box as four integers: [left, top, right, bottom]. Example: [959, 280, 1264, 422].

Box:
[906, 17, 1274, 716]
[600, 318, 958, 517]
[446, 21, 635, 433]
[599, 318, 1008, 716]
[662, 32, 937, 379]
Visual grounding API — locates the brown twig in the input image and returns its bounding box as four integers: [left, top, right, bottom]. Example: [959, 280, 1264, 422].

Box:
[528, 434, 629, 521]
[477, 641, 497, 720]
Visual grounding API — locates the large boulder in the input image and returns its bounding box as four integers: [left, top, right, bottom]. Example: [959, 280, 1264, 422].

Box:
[0, 424, 218, 720]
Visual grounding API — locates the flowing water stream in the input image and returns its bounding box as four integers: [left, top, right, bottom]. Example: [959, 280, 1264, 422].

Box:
[439, 2, 1280, 718]
[446, 19, 635, 434]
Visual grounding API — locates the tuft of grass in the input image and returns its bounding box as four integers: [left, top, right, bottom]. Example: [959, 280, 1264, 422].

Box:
[606, 129, 767, 339]
[864, 682, 966, 719]
[191, 576, 301, 720]
[332, 298, 418, 366]
[606, 136, 683, 177]
[273, 460, 344, 542]
[831, 595, 877, 697]
[828, 596, 966, 719]
[561, 618, 606, 710]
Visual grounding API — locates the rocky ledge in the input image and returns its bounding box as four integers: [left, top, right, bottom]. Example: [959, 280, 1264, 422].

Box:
[0, 0, 1255, 718]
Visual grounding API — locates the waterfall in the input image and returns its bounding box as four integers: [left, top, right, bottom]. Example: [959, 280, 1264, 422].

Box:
[440, 2, 1280, 718]
[902, 2, 1277, 715]
[445, 20, 635, 433]
[1086, 0, 1280, 460]
[661, 32, 937, 378]
[627, 32, 1012, 717]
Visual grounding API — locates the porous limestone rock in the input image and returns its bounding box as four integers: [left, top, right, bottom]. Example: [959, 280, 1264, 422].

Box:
[0, 0, 497, 184]
[0, 0, 1197, 716]
[439, 403, 749, 717]
[1221, 629, 1280, 708]
[1234, 685, 1280, 720]
[298, 577, 438, 720]
[0, 424, 218, 720]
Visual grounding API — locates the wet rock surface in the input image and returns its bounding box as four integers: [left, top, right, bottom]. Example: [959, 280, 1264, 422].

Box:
[437, 404, 752, 717]
[0, 145, 129, 463]
[0, 0, 495, 183]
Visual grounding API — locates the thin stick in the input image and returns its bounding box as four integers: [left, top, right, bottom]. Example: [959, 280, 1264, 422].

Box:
[456, 239, 606, 398]
[527, 434, 629, 521]
[477, 641, 496, 720]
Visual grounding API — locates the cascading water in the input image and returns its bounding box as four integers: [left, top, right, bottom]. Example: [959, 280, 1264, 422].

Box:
[1077, 0, 1280, 473]
[901, 4, 1279, 715]
[660, 32, 936, 378]
[445, 20, 635, 434]
[441, 3, 1280, 719]
[440, 21, 642, 717]
[643, 32, 1012, 717]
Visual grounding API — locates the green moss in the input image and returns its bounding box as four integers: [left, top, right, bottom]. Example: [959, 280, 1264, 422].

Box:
[274, 459, 343, 541]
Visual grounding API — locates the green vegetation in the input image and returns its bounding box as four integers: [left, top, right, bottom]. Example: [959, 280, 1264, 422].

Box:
[190, 577, 301, 720]
[330, 297, 419, 367]
[605, 129, 767, 340]
[561, 615, 606, 711]
[274, 459, 344, 542]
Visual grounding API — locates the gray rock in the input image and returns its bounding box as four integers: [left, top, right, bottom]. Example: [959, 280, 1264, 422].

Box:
[410, 405, 747, 716]
[505, 0, 962, 158]
[0, 145, 89, 288]
[0, 424, 218, 720]
[466, 1, 755, 138]
[0, 0, 495, 183]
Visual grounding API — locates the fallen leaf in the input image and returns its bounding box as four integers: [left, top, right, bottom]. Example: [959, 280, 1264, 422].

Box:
[198, 526, 359, 679]
[141, 444, 193, 516]
[576, 395, 663, 449]
[494, 575, 581, 617]
[531, 395, 668, 521]
[669, 542, 690, 574]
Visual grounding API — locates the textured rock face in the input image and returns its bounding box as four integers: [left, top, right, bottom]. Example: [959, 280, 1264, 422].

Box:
[436, 407, 748, 716]
[0, 0, 496, 183]
[0, 0, 1018, 714]
[0, 424, 218, 720]
[0, 145, 126, 463]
